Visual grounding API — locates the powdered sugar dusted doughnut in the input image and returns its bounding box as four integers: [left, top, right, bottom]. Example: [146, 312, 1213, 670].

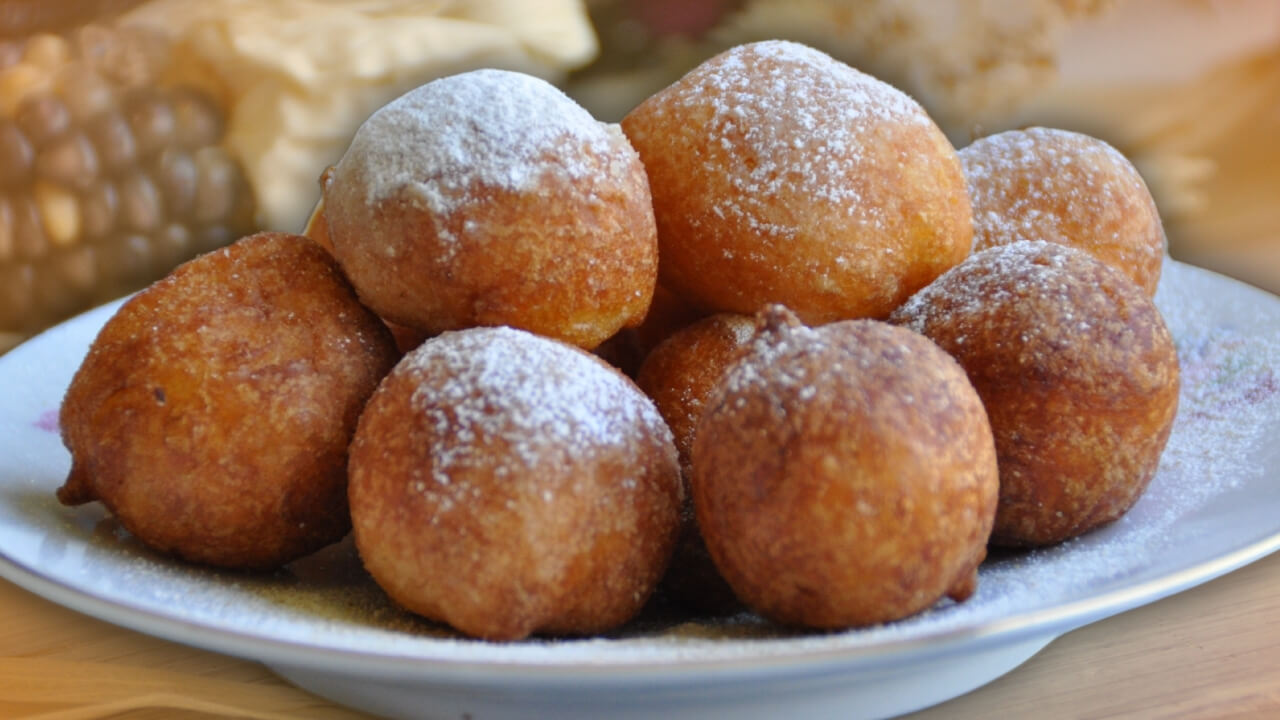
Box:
[323, 69, 658, 349]
[890, 241, 1180, 546]
[960, 127, 1166, 296]
[621, 40, 972, 322]
[348, 326, 682, 641]
[692, 307, 998, 628]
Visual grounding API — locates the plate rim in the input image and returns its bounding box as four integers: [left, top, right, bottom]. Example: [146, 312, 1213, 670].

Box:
[3, 532, 1278, 682]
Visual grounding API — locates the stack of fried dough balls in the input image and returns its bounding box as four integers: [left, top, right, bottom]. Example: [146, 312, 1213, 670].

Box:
[56, 36, 1184, 640]
[623, 40, 1180, 624]
[322, 69, 684, 640]
[58, 232, 399, 570]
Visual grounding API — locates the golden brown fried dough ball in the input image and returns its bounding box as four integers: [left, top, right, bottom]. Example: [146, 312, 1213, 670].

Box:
[635, 313, 755, 613]
[57, 232, 399, 570]
[890, 241, 1180, 546]
[960, 127, 1166, 296]
[693, 308, 998, 629]
[348, 326, 682, 641]
[322, 69, 658, 350]
[303, 198, 429, 354]
[621, 40, 973, 323]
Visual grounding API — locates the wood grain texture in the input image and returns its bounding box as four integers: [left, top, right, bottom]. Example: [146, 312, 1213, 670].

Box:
[2, 550, 1279, 719]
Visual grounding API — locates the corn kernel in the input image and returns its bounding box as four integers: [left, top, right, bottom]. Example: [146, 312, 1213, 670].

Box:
[0, 63, 51, 117]
[34, 180, 81, 248]
[21, 35, 72, 72]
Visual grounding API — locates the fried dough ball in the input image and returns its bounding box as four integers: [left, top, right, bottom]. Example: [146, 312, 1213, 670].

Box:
[693, 308, 998, 629]
[348, 326, 682, 641]
[57, 232, 399, 570]
[621, 40, 972, 323]
[960, 127, 1166, 296]
[635, 313, 755, 613]
[595, 284, 706, 377]
[303, 198, 429, 353]
[890, 241, 1180, 546]
[322, 69, 658, 350]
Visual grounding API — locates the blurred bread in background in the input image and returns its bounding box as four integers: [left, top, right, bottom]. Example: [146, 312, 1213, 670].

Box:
[569, 0, 1280, 294]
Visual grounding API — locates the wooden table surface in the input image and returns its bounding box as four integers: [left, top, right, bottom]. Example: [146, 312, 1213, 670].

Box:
[1, 546, 1278, 720]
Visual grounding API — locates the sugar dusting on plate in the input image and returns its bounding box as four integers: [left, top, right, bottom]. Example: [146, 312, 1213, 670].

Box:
[18, 262, 1280, 666]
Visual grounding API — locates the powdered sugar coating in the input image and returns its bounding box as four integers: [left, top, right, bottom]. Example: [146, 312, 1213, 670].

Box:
[347, 324, 681, 639]
[340, 69, 621, 224]
[396, 326, 674, 512]
[657, 40, 930, 236]
[960, 127, 1166, 295]
[321, 69, 659, 349]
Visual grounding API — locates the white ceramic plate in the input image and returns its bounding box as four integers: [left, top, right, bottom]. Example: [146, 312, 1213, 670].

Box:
[2, 260, 1279, 720]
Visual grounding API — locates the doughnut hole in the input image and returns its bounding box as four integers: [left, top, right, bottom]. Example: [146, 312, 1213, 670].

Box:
[890, 241, 1180, 546]
[323, 70, 657, 350]
[693, 308, 998, 628]
[635, 312, 755, 613]
[349, 327, 682, 640]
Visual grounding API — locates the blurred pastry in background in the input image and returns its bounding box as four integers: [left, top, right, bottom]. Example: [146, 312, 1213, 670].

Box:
[570, 0, 1280, 294]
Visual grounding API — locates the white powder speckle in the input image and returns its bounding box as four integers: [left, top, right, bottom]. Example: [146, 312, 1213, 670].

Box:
[651, 40, 931, 239]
